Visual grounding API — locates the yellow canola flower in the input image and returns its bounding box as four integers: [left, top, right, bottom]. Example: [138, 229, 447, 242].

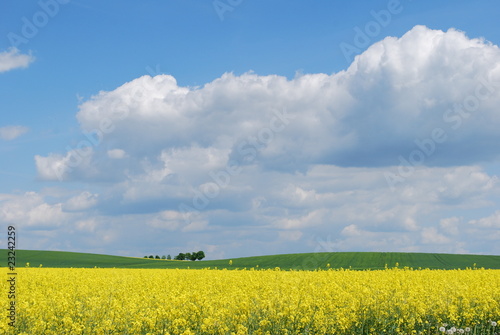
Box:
[0, 267, 498, 334]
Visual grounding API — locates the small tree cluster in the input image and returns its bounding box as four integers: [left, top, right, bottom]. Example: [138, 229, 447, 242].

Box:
[143, 252, 203, 260]
[174, 251, 205, 261]
[143, 255, 169, 260]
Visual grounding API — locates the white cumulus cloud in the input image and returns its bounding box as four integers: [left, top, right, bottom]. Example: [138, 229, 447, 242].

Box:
[0, 192, 69, 228]
[36, 25, 500, 186]
[469, 211, 500, 228]
[63, 192, 99, 212]
[26, 25, 500, 257]
[0, 48, 34, 73]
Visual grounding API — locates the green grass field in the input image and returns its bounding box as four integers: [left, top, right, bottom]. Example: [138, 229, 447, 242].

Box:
[2, 249, 500, 270]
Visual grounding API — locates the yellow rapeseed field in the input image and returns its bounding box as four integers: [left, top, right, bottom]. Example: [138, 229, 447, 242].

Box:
[1, 267, 499, 335]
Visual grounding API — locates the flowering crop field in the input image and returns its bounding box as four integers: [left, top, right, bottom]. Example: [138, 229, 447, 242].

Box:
[1, 267, 499, 335]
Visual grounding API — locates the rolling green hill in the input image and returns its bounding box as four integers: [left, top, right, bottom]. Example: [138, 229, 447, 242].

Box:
[1, 249, 499, 270]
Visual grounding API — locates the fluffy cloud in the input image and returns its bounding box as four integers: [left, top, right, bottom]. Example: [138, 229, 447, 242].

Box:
[63, 192, 99, 212]
[66, 25, 500, 176]
[469, 211, 500, 228]
[36, 27, 500, 184]
[2, 163, 499, 256]
[35, 148, 97, 181]
[0, 48, 34, 73]
[0, 192, 69, 228]
[0, 125, 29, 140]
[107, 149, 128, 159]
[27, 25, 500, 257]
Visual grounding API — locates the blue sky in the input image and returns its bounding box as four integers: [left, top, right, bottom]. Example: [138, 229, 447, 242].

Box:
[1, 0, 500, 259]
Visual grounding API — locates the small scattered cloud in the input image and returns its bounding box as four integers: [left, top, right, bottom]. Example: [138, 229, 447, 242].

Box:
[0, 191, 69, 228]
[278, 230, 303, 241]
[469, 211, 500, 228]
[35, 148, 96, 181]
[439, 217, 462, 236]
[0, 48, 34, 73]
[75, 219, 98, 233]
[0, 125, 29, 141]
[107, 149, 128, 159]
[63, 191, 99, 212]
[421, 227, 451, 245]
